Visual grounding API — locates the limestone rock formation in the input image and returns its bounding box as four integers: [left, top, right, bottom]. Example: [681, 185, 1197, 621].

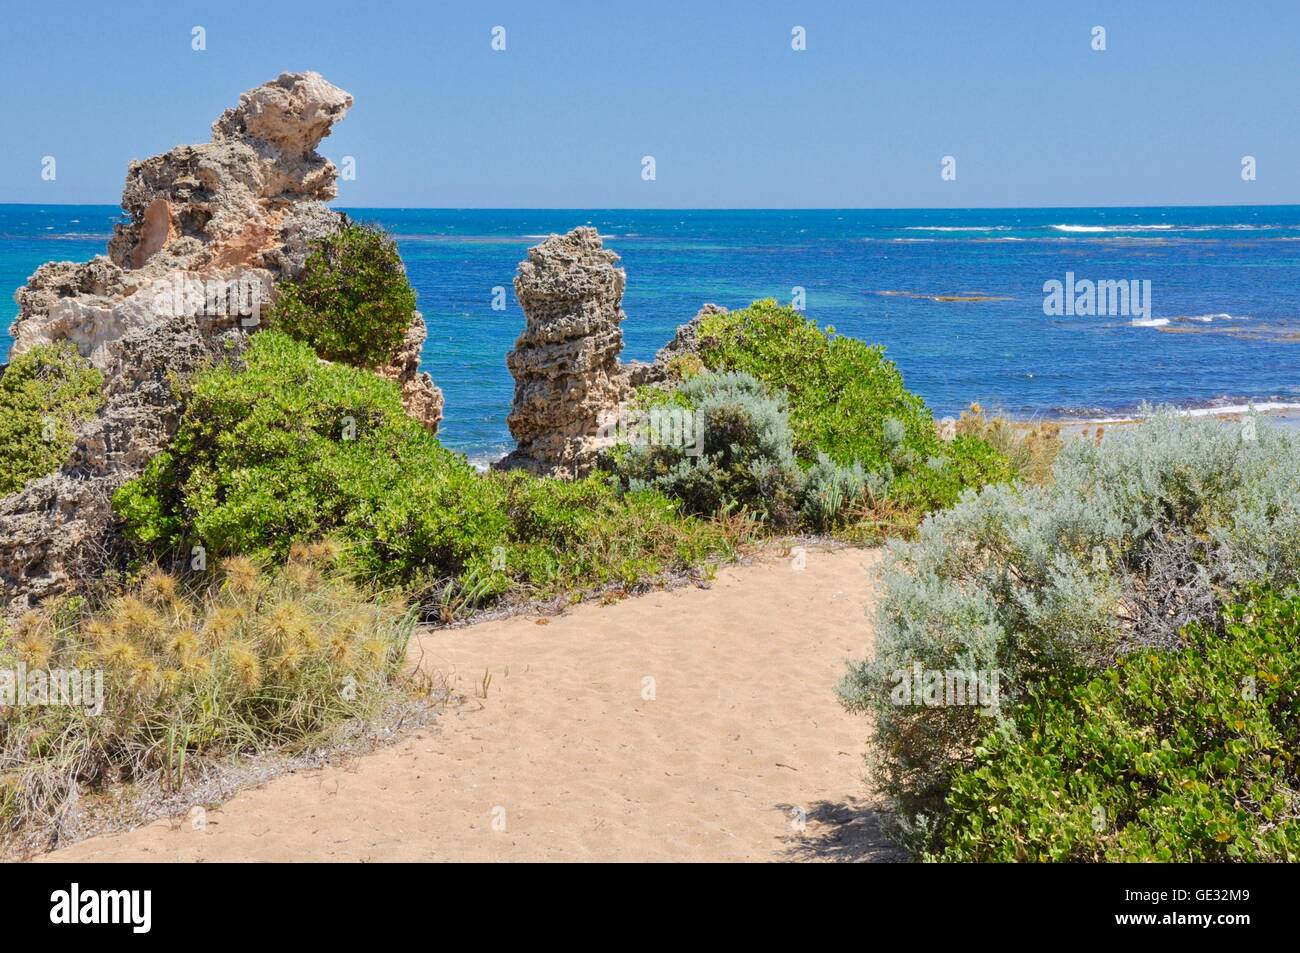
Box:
[381, 312, 445, 432]
[498, 227, 633, 478]
[0, 72, 360, 615]
[635, 302, 728, 387]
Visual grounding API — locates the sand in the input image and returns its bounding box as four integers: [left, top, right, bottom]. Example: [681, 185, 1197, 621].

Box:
[43, 546, 896, 862]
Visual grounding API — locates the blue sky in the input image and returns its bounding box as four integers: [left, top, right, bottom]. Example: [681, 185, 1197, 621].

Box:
[1, 0, 1296, 208]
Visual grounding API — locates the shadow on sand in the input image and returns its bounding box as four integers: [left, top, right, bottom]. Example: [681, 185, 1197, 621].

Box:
[776, 798, 904, 862]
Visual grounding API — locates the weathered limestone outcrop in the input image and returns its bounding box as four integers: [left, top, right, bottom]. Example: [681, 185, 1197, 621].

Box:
[381, 313, 444, 432]
[498, 228, 633, 478]
[636, 302, 727, 386]
[0, 72, 380, 615]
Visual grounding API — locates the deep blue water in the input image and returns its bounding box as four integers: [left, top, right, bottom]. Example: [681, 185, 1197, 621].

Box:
[3, 205, 1299, 463]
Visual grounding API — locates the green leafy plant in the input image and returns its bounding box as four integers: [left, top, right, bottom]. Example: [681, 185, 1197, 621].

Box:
[0, 343, 102, 496]
[115, 332, 737, 606]
[610, 371, 805, 528]
[955, 402, 1062, 486]
[114, 331, 505, 589]
[934, 590, 1300, 862]
[692, 300, 1009, 511]
[495, 471, 738, 597]
[265, 222, 417, 369]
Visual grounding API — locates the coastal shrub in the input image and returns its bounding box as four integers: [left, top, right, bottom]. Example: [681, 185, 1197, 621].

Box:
[802, 453, 867, 532]
[265, 222, 417, 369]
[890, 434, 1018, 512]
[692, 300, 1009, 511]
[493, 472, 738, 601]
[114, 331, 505, 589]
[933, 590, 1300, 862]
[0, 343, 103, 497]
[115, 332, 737, 614]
[0, 547, 419, 838]
[837, 411, 1300, 826]
[610, 371, 806, 528]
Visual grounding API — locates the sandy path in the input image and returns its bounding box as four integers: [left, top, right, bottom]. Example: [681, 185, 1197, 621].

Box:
[46, 546, 895, 862]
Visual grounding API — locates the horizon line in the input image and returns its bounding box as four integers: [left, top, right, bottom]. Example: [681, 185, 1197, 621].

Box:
[2, 202, 1299, 213]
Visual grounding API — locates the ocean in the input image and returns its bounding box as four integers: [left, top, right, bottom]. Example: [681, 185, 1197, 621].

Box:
[3, 205, 1299, 465]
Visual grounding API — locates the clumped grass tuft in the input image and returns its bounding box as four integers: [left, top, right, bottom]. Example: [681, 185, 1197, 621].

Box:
[955, 402, 1062, 486]
[0, 547, 420, 841]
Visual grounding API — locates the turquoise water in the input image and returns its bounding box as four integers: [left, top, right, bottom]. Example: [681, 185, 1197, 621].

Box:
[3, 205, 1299, 462]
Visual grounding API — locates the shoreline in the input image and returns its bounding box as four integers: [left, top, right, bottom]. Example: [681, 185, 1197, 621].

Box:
[1036, 402, 1300, 437]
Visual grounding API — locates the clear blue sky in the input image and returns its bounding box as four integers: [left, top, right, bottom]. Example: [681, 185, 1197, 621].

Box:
[1, 0, 1296, 208]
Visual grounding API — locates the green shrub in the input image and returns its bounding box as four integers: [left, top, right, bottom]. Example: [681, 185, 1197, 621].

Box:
[934, 590, 1300, 862]
[115, 332, 736, 610]
[265, 222, 417, 369]
[114, 331, 505, 589]
[0, 343, 102, 496]
[492, 472, 737, 599]
[802, 453, 867, 532]
[956, 403, 1062, 486]
[838, 411, 1300, 825]
[610, 371, 806, 529]
[891, 433, 1017, 512]
[693, 300, 1008, 511]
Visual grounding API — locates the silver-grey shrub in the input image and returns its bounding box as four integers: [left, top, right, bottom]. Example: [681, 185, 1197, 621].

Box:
[837, 410, 1300, 820]
[613, 371, 871, 530]
[614, 371, 805, 527]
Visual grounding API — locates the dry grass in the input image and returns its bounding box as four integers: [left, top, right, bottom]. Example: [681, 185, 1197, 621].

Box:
[956, 403, 1063, 486]
[0, 542, 423, 841]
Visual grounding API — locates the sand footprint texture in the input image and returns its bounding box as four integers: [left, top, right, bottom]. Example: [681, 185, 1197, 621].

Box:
[46, 547, 897, 863]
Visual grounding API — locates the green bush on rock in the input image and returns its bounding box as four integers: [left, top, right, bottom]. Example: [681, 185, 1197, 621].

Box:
[114, 332, 736, 607]
[0, 343, 103, 497]
[266, 222, 417, 369]
[114, 331, 504, 587]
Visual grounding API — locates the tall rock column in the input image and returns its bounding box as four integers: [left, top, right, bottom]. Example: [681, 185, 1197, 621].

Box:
[499, 227, 632, 478]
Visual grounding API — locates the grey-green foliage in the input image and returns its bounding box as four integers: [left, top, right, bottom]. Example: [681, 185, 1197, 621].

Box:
[613, 371, 874, 530]
[803, 452, 867, 531]
[837, 409, 1300, 821]
[615, 371, 804, 527]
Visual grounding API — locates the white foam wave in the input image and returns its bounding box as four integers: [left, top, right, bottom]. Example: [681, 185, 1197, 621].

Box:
[1068, 401, 1300, 424]
[1050, 224, 1176, 233]
[1181, 402, 1300, 417]
[1169, 313, 1250, 323]
[466, 448, 510, 472]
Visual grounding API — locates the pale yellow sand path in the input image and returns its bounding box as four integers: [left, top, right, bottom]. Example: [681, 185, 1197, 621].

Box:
[45, 547, 895, 862]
